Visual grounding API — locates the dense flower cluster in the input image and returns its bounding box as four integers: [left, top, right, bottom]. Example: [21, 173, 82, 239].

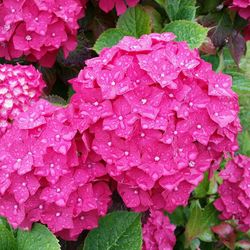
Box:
[0, 99, 111, 240]
[214, 155, 250, 232]
[143, 210, 176, 250]
[0, 64, 45, 137]
[70, 33, 241, 213]
[0, 0, 86, 66]
[98, 0, 140, 15]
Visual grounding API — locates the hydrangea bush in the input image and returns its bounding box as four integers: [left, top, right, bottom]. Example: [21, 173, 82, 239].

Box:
[0, 0, 250, 250]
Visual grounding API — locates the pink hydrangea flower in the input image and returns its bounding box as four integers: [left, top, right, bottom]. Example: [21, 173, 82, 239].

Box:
[70, 32, 241, 214]
[98, 0, 140, 15]
[229, 0, 250, 19]
[214, 155, 250, 232]
[0, 99, 112, 240]
[0, 0, 86, 66]
[143, 210, 176, 250]
[228, 0, 250, 40]
[0, 64, 45, 137]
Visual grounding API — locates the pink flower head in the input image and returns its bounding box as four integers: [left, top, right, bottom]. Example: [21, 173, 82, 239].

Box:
[214, 155, 250, 232]
[0, 99, 112, 240]
[70, 32, 241, 214]
[229, 0, 250, 20]
[0, 0, 86, 66]
[143, 210, 176, 250]
[98, 0, 140, 15]
[0, 64, 45, 137]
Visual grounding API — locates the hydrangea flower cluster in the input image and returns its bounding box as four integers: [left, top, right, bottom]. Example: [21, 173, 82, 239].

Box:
[214, 155, 250, 232]
[0, 0, 86, 67]
[230, 0, 250, 20]
[0, 64, 45, 137]
[0, 99, 112, 240]
[143, 210, 176, 250]
[229, 0, 250, 40]
[98, 0, 140, 15]
[70, 33, 241, 213]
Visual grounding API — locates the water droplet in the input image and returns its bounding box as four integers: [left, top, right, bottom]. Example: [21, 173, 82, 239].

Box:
[134, 190, 138, 194]
[173, 130, 178, 135]
[169, 93, 174, 98]
[140, 132, 145, 137]
[93, 101, 99, 106]
[124, 151, 129, 156]
[25, 35, 32, 41]
[196, 124, 202, 129]
[22, 182, 26, 187]
[154, 156, 160, 162]
[80, 216, 85, 220]
[215, 84, 219, 88]
[55, 212, 61, 217]
[118, 115, 123, 121]
[189, 102, 193, 107]
[39, 205, 43, 209]
[111, 81, 116, 86]
[56, 188, 61, 193]
[189, 161, 195, 167]
[214, 112, 219, 117]
[141, 98, 147, 105]
[51, 32, 56, 37]
[107, 141, 112, 146]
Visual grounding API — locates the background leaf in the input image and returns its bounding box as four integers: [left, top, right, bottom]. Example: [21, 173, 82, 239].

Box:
[0, 224, 17, 250]
[163, 20, 208, 48]
[184, 201, 219, 246]
[83, 211, 142, 250]
[93, 28, 128, 53]
[165, 0, 196, 21]
[117, 6, 151, 38]
[17, 223, 60, 250]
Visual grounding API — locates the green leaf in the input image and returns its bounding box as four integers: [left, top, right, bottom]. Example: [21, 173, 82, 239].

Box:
[83, 211, 142, 250]
[117, 6, 151, 38]
[93, 28, 128, 54]
[238, 131, 250, 156]
[198, 228, 215, 242]
[0, 224, 17, 250]
[168, 207, 187, 226]
[194, 172, 210, 198]
[143, 6, 163, 33]
[162, 20, 208, 49]
[185, 201, 219, 247]
[0, 217, 12, 231]
[17, 223, 60, 250]
[223, 43, 250, 156]
[162, 0, 196, 21]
